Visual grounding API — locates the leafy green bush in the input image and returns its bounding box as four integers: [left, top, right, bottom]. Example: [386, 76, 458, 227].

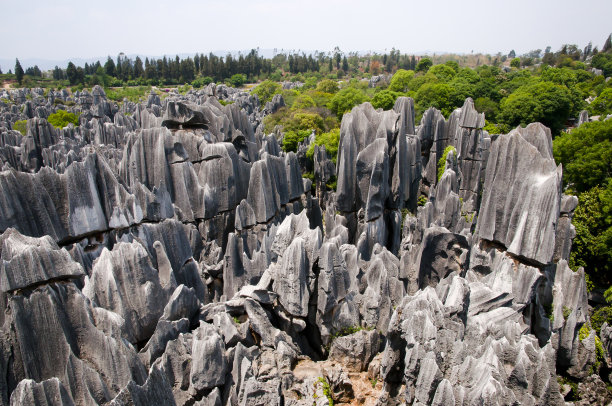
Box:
[566, 185, 612, 285]
[500, 81, 574, 135]
[483, 120, 510, 135]
[371, 90, 402, 110]
[416, 58, 433, 72]
[316, 79, 339, 94]
[191, 76, 213, 88]
[291, 94, 316, 110]
[437, 146, 457, 181]
[282, 129, 312, 152]
[328, 87, 367, 119]
[252, 80, 281, 106]
[12, 120, 26, 135]
[306, 128, 340, 163]
[416, 82, 454, 118]
[591, 306, 612, 334]
[589, 88, 612, 116]
[389, 69, 414, 92]
[553, 120, 612, 286]
[47, 110, 79, 129]
[229, 74, 246, 88]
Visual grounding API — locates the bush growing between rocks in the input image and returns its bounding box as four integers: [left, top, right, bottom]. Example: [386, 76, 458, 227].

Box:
[12, 120, 26, 135]
[47, 110, 79, 129]
[306, 128, 340, 163]
[437, 145, 457, 181]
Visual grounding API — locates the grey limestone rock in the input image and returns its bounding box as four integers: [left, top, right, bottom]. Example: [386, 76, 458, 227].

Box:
[8, 282, 147, 405]
[272, 237, 309, 317]
[0, 229, 84, 293]
[189, 322, 228, 393]
[109, 367, 176, 406]
[328, 329, 380, 372]
[10, 378, 75, 406]
[83, 241, 169, 343]
[162, 101, 209, 129]
[476, 123, 561, 265]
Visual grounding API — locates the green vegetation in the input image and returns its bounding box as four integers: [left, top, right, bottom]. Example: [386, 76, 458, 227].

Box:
[558, 376, 580, 400]
[591, 306, 612, 334]
[229, 73, 246, 88]
[12, 120, 27, 135]
[437, 146, 457, 181]
[418, 195, 428, 206]
[553, 120, 612, 287]
[306, 128, 340, 163]
[106, 86, 152, 103]
[563, 306, 572, 320]
[314, 377, 333, 405]
[589, 88, 612, 116]
[578, 322, 605, 364]
[252, 80, 281, 106]
[47, 110, 79, 129]
[328, 87, 367, 119]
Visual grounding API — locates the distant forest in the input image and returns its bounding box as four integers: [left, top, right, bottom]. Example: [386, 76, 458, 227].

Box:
[2, 34, 612, 89]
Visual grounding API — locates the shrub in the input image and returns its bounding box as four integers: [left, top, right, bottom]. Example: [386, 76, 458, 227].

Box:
[591, 306, 612, 334]
[282, 129, 311, 153]
[252, 80, 281, 106]
[371, 90, 402, 110]
[192, 76, 213, 88]
[316, 79, 339, 94]
[291, 94, 316, 110]
[47, 110, 79, 129]
[306, 128, 340, 163]
[389, 69, 414, 92]
[12, 120, 26, 135]
[229, 74, 247, 88]
[328, 87, 367, 119]
[437, 145, 457, 181]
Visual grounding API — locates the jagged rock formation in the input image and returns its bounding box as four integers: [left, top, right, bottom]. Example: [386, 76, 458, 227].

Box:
[0, 85, 596, 405]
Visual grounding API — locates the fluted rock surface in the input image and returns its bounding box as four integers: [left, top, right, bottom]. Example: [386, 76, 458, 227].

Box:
[0, 85, 595, 406]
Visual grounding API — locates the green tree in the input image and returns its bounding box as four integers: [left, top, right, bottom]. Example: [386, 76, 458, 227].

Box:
[47, 110, 80, 128]
[252, 80, 281, 106]
[474, 97, 500, 122]
[104, 56, 116, 77]
[230, 74, 246, 87]
[328, 87, 367, 118]
[14, 59, 24, 85]
[416, 58, 432, 73]
[291, 94, 316, 110]
[429, 64, 456, 82]
[553, 119, 612, 193]
[282, 129, 312, 152]
[499, 81, 573, 135]
[306, 128, 341, 163]
[415, 82, 453, 117]
[568, 185, 612, 285]
[589, 88, 612, 116]
[66, 62, 78, 85]
[388, 69, 414, 92]
[371, 90, 401, 110]
[316, 79, 339, 94]
[510, 57, 521, 68]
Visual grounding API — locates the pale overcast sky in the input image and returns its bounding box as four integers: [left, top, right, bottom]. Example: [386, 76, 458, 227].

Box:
[1, 0, 611, 61]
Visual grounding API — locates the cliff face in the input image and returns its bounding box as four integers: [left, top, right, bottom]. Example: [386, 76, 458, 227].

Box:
[0, 85, 590, 405]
